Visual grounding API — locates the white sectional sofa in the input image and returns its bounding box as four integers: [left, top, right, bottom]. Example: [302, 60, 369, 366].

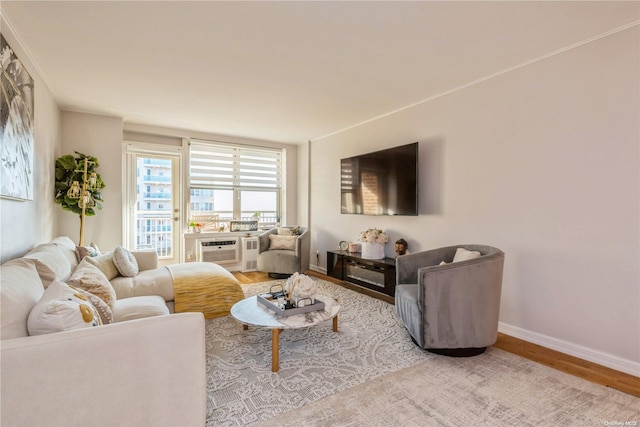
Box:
[0, 237, 206, 426]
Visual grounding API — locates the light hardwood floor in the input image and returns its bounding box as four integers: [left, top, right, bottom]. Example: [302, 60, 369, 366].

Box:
[232, 270, 640, 397]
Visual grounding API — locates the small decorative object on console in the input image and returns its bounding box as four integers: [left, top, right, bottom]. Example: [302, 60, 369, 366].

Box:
[395, 238, 409, 257]
[358, 228, 388, 260]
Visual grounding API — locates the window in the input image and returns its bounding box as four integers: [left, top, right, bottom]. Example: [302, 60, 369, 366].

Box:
[189, 140, 281, 229]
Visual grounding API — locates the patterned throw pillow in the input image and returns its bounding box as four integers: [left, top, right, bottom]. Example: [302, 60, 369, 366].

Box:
[27, 281, 101, 336]
[112, 247, 139, 277]
[75, 242, 101, 262]
[72, 286, 114, 324]
[68, 259, 117, 309]
[268, 234, 297, 251]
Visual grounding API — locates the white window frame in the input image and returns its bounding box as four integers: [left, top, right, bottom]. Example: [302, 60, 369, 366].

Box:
[123, 141, 184, 265]
[187, 139, 283, 229]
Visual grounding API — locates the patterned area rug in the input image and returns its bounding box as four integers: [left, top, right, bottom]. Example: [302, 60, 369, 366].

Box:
[259, 348, 640, 427]
[206, 279, 640, 426]
[205, 278, 432, 426]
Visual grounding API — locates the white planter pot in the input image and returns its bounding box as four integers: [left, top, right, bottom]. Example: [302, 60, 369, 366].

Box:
[361, 242, 385, 260]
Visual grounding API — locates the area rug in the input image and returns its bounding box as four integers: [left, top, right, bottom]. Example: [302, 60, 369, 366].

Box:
[205, 278, 432, 426]
[205, 279, 640, 426]
[259, 347, 640, 427]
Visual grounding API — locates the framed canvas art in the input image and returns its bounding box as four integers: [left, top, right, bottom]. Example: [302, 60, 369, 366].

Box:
[1, 33, 34, 201]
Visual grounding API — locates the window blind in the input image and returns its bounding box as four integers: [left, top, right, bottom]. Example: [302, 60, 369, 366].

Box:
[189, 141, 281, 190]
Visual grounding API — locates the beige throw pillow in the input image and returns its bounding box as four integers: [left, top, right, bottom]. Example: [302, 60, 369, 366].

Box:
[268, 234, 297, 250]
[85, 252, 120, 280]
[68, 259, 117, 309]
[23, 243, 73, 287]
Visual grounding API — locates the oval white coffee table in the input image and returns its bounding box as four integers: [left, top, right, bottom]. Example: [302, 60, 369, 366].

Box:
[230, 295, 340, 372]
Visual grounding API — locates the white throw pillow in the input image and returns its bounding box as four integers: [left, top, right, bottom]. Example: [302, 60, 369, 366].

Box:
[452, 247, 481, 263]
[112, 246, 139, 277]
[27, 281, 101, 336]
[269, 234, 297, 250]
[277, 227, 293, 236]
[68, 259, 118, 309]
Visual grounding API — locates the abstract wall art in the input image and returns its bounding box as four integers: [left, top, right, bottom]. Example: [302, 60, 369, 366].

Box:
[1, 33, 34, 201]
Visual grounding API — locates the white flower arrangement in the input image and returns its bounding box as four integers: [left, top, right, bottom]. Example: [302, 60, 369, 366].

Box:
[285, 272, 317, 306]
[358, 228, 389, 244]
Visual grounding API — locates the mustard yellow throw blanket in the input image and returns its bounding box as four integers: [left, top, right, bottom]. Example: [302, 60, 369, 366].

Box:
[167, 262, 244, 319]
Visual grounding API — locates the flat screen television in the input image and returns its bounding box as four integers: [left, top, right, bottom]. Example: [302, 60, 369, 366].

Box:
[341, 142, 418, 216]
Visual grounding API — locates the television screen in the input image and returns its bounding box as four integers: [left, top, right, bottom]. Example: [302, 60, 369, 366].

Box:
[341, 142, 418, 216]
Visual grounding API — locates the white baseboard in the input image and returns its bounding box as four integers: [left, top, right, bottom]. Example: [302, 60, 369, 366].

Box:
[498, 322, 640, 377]
[309, 268, 639, 377]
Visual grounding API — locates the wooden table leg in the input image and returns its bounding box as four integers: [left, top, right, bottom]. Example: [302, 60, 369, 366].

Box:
[333, 315, 339, 332]
[272, 328, 282, 372]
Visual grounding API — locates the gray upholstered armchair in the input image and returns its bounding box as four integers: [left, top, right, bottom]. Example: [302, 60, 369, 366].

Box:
[257, 227, 310, 278]
[395, 244, 505, 357]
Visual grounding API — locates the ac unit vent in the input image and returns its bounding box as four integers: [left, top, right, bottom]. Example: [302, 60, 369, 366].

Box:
[202, 250, 237, 264]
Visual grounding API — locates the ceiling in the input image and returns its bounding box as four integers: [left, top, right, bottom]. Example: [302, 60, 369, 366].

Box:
[2, 1, 638, 144]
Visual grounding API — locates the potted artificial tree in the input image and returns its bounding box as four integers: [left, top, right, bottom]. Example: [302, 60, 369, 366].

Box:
[54, 151, 105, 245]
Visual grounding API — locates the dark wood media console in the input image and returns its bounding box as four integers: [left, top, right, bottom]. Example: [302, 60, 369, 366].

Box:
[326, 250, 396, 297]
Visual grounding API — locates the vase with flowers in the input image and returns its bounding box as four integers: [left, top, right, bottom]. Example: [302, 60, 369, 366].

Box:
[358, 228, 389, 259]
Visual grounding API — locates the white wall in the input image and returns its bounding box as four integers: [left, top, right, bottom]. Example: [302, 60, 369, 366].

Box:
[309, 27, 639, 374]
[58, 111, 124, 250]
[0, 18, 61, 263]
